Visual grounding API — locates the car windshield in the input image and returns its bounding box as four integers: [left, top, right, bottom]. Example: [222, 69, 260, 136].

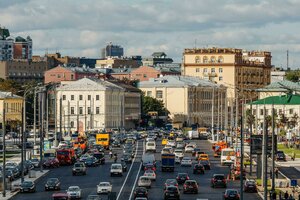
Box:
[185, 181, 196, 185]
[136, 187, 146, 192]
[200, 160, 208, 164]
[74, 163, 83, 167]
[22, 181, 33, 187]
[68, 187, 79, 191]
[175, 150, 182, 153]
[178, 173, 187, 177]
[247, 181, 255, 185]
[214, 175, 224, 180]
[166, 179, 177, 185]
[99, 183, 109, 186]
[47, 178, 58, 183]
[112, 165, 121, 169]
[227, 190, 238, 195]
[147, 143, 155, 146]
[57, 151, 69, 155]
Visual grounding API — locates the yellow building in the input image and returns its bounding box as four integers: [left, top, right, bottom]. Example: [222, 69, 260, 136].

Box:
[182, 47, 271, 101]
[0, 91, 23, 130]
[95, 57, 140, 69]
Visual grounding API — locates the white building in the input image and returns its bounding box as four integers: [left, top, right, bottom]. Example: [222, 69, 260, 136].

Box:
[56, 78, 125, 134]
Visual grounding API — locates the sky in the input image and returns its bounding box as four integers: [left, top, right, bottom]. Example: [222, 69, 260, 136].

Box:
[1, 0, 300, 68]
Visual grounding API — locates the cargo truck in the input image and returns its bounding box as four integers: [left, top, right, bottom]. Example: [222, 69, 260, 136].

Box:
[161, 153, 175, 172]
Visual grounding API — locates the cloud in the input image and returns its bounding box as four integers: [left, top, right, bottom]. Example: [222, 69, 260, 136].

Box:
[1, 0, 300, 67]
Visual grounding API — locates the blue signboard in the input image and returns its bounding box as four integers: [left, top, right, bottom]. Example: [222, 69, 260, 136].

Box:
[291, 179, 297, 187]
[44, 140, 51, 150]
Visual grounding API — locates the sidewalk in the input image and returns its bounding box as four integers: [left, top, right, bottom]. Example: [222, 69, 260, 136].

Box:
[0, 169, 49, 200]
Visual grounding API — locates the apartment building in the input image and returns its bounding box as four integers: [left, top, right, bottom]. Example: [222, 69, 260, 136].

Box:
[139, 76, 227, 128]
[13, 36, 32, 60]
[182, 47, 272, 101]
[96, 57, 140, 69]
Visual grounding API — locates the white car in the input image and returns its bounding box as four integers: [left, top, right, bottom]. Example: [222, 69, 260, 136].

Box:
[189, 142, 197, 148]
[110, 164, 123, 176]
[176, 142, 185, 149]
[97, 182, 112, 194]
[138, 176, 152, 188]
[161, 148, 173, 154]
[185, 145, 194, 153]
[175, 156, 182, 164]
[181, 157, 192, 167]
[165, 144, 173, 149]
[167, 140, 176, 148]
[66, 186, 81, 199]
[145, 141, 156, 152]
[174, 149, 184, 158]
[143, 170, 156, 181]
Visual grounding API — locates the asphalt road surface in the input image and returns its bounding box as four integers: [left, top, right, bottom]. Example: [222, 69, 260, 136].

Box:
[12, 138, 261, 200]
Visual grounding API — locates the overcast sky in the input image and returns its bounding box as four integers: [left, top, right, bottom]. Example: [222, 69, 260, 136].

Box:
[1, 0, 300, 68]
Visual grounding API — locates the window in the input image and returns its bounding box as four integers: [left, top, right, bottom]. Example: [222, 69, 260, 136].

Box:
[211, 68, 215, 73]
[218, 56, 224, 63]
[96, 95, 99, 100]
[71, 107, 74, 115]
[147, 91, 152, 96]
[203, 56, 208, 63]
[219, 76, 223, 81]
[70, 121, 74, 128]
[88, 107, 91, 114]
[290, 109, 293, 115]
[71, 74, 74, 80]
[211, 56, 216, 63]
[260, 109, 264, 115]
[57, 74, 61, 78]
[196, 68, 200, 73]
[79, 107, 83, 115]
[88, 95, 91, 101]
[143, 74, 147, 78]
[71, 95, 74, 100]
[156, 90, 163, 98]
[195, 56, 200, 63]
[96, 107, 100, 114]
[79, 95, 83, 100]
[219, 68, 223, 73]
[203, 68, 208, 73]
[62, 95, 66, 100]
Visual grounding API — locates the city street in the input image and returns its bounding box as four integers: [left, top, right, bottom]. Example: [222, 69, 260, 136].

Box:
[11, 138, 261, 200]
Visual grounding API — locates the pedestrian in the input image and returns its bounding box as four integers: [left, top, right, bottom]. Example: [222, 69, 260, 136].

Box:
[109, 151, 113, 159]
[292, 152, 296, 161]
[275, 167, 279, 179]
[114, 154, 118, 163]
[284, 191, 289, 200]
[272, 191, 277, 200]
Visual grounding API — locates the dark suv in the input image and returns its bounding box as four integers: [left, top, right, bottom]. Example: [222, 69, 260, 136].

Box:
[276, 151, 286, 161]
[183, 180, 198, 194]
[133, 187, 148, 199]
[164, 186, 180, 200]
[211, 174, 227, 188]
[176, 173, 189, 184]
[193, 164, 205, 174]
[72, 162, 87, 176]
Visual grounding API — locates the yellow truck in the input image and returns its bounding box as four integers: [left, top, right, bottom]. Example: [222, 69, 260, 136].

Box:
[96, 132, 111, 149]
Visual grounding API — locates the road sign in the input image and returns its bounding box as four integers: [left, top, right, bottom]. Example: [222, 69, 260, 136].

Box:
[291, 179, 297, 187]
[250, 135, 277, 155]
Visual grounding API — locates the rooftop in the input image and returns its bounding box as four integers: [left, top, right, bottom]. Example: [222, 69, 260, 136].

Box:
[250, 94, 300, 105]
[256, 80, 300, 93]
[0, 91, 22, 99]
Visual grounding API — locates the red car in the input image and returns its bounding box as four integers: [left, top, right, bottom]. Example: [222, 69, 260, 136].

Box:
[43, 158, 60, 168]
[144, 163, 156, 171]
[183, 180, 198, 194]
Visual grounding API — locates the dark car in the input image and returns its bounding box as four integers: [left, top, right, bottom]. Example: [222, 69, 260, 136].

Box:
[72, 162, 87, 175]
[193, 164, 205, 174]
[123, 147, 135, 158]
[134, 187, 148, 199]
[43, 158, 60, 168]
[183, 180, 198, 194]
[164, 179, 179, 190]
[144, 163, 156, 171]
[121, 161, 127, 172]
[199, 160, 211, 170]
[164, 186, 180, 200]
[112, 140, 121, 147]
[223, 189, 240, 200]
[176, 173, 189, 184]
[243, 180, 257, 193]
[211, 174, 227, 188]
[20, 180, 36, 193]
[276, 151, 286, 161]
[121, 153, 133, 163]
[84, 157, 99, 167]
[45, 178, 61, 191]
[93, 152, 105, 164]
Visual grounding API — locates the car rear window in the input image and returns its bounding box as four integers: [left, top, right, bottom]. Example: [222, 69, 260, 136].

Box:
[167, 187, 178, 192]
[214, 175, 224, 180]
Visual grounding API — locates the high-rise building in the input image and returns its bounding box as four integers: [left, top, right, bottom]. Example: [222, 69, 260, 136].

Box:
[13, 36, 32, 60]
[101, 43, 124, 58]
[0, 27, 13, 61]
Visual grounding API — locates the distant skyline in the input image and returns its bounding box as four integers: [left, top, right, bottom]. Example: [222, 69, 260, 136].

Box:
[1, 0, 300, 68]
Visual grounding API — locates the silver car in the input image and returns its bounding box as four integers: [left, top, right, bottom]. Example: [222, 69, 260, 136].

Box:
[138, 176, 151, 188]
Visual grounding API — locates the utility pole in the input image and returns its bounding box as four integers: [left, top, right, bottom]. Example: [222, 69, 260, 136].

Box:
[262, 105, 268, 200]
[38, 89, 44, 172]
[271, 104, 275, 193]
[217, 89, 220, 142]
[21, 97, 25, 183]
[2, 106, 6, 197]
[54, 90, 57, 147]
[59, 97, 62, 138]
[33, 90, 36, 145]
[46, 91, 49, 140]
[211, 87, 215, 141]
[249, 103, 253, 176]
[240, 101, 244, 200]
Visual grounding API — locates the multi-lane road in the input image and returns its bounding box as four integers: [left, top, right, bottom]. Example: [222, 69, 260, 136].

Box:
[12, 138, 261, 200]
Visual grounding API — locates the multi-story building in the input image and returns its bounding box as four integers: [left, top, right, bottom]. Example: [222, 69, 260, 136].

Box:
[13, 36, 32, 60]
[142, 52, 173, 66]
[0, 91, 23, 132]
[182, 47, 272, 101]
[46, 53, 80, 67]
[0, 60, 48, 83]
[44, 65, 99, 84]
[55, 78, 141, 134]
[0, 27, 13, 61]
[139, 76, 227, 128]
[95, 57, 140, 69]
[101, 43, 124, 58]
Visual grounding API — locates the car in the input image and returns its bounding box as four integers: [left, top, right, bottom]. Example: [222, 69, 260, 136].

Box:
[193, 164, 205, 174]
[92, 152, 105, 164]
[79, 154, 91, 162]
[121, 153, 133, 163]
[144, 163, 156, 171]
[52, 192, 70, 200]
[176, 173, 189, 184]
[199, 160, 211, 170]
[180, 157, 192, 167]
[198, 154, 209, 161]
[164, 179, 178, 190]
[138, 176, 152, 188]
[97, 182, 112, 194]
[123, 147, 135, 158]
[45, 178, 61, 191]
[174, 149, 184, 158]
[110, 163, 123, 176]
[133, 187, 148, 199]
[243, 179, 257, 193]
[183, 180, 198, 194]
[84, 157, 99, 167]
[30, 158, 40, 168]
[111, 140, 121, 147]
[192, 148, 201, 157]
[223, 189, 240, 200]
[72, 162, 87, 176]
[189, 142, 197, 148]
[20, 180, 36, 193]
[143, 170, 156, 181]
[6, 166, 20, 178]
[66, 186, 82, 199]
[176, 142, 185, 149]
[164, 186, 180, 200]
[5, 170, 14, 181]
[211, 174, 227, 188]
[184, 145, 194, 153]
[162, 148, 173, 154]
[276, 151, 286, 161]
[167, 140, 176, 148]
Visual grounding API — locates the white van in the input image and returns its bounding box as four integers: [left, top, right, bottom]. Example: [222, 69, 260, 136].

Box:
[221, 148, 235, 166]
[145, 141, 156, 153]
[110, 163, 123, 176]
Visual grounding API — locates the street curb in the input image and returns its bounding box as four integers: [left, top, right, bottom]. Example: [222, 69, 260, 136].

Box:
[6, 170, 50, 200]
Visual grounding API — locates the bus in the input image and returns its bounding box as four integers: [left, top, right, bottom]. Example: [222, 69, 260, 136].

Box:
[220, 148, 235, 166]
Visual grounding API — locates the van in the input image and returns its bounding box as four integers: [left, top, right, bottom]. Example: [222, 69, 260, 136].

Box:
[145, 141, 156, 152]
[142, 154, 156, 169]
[110, 163, 123, 176]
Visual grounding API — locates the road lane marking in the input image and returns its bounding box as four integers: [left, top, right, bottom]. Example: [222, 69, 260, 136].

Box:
[116, 140, 141, 200]
[129, 140, 145, 200]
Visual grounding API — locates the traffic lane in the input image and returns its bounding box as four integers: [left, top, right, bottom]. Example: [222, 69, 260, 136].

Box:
[11, 147, 128, 200]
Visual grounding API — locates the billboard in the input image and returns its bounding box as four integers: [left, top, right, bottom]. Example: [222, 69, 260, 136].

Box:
[250, 135, 277, 155]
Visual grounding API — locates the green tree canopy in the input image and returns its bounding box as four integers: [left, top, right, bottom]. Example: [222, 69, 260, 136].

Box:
[142, 95, 169, 116]
[286, 70, 300, 82]
[0, 78, 22, 93]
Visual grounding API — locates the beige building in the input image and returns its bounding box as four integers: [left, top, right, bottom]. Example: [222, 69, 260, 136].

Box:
[182, 47, 272, 101]
[95, 57, 140, 69]
[139, 76, 227, 129]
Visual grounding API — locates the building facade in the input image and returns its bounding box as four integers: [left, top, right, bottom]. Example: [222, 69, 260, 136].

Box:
[95, 57, 140, 69]
[142, 52, 173, 66]
[101, 43, 124, 58]
[139, 76, 227, 128]
[182, 47, 272, 101]
[46, 53, 80, 67]
[0, 27, 13, 61]
[13, 36, 32, 60]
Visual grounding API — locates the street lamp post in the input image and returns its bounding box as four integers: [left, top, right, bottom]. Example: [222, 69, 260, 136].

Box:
[2, 106, 6, 197]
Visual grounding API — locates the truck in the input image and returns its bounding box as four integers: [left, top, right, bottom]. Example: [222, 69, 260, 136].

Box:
[142, 154, 156, 170]
[188, 130, 199, 139]
[56, 148, 76, 165]
[96, 132, 111, 149]
[161, 153, 175, 172]
[44, 149, 56, 160]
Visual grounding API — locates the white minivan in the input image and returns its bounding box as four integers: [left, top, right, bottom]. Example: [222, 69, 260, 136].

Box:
[145, 141, 156, 153]
[110, 163, 123, 176]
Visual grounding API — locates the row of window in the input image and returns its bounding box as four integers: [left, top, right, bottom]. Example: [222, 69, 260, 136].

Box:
[9, 72, 43, 77]
[195, 56, 224, 64]
[62, 94, 100, 101]
[196, 67, 223, 73]
[256, 108, 295, 116]
[146, 90, 163, 99]
[70, 107, 100, 115]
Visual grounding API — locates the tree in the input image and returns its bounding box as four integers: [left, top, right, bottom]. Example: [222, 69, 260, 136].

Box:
[245, 108, 255, 127]
[288, 113, 299, 129]
[0, 79, 22, 93]
[286, 70, 300, 82]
